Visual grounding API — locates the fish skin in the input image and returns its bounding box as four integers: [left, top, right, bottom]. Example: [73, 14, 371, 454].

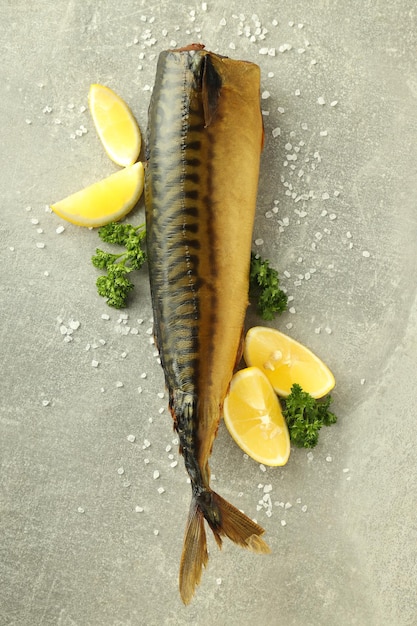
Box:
[145, 45, 270, 605]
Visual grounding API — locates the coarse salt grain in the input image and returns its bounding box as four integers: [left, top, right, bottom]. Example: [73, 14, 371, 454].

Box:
[117, 467, 125, 475]
[317, 96, 326, 105]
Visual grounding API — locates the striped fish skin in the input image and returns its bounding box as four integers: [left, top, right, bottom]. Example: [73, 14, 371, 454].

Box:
[145, 45, 269, 604]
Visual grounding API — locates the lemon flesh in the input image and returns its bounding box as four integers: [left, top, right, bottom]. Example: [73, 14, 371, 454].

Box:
[244, 326, 335, 399]
[50, 162, 144, 227]
[224, 367, 290, 467]
[88, 84, 141, 167]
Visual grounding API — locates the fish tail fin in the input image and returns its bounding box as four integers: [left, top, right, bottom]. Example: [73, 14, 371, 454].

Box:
[179, 498, 209, 605]
[179, 489, 270, 604]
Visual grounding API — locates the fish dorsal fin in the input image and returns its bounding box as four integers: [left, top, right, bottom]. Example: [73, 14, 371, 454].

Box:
[202, 54, 222, 128]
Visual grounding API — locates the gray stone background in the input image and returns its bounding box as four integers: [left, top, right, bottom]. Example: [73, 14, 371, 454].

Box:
[1, 1, 416, 625]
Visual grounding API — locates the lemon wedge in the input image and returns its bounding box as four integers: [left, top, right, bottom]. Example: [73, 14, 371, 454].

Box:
[223, 367, 290, 467]
[50, 162, 144, 227]
[244, 326, 335, 399]
[88, 84, 141, 167]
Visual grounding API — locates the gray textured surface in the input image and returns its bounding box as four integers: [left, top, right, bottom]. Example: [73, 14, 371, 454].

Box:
[1, 1, 417, 625]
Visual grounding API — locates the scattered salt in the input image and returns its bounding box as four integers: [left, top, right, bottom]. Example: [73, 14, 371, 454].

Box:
[117, 467, 125, 475]
[127, 434, 136, 443]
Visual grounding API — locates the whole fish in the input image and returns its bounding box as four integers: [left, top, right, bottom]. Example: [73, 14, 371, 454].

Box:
[145, 43, 270, 605]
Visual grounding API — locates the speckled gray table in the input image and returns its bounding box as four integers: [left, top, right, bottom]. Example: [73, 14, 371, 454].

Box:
[1, 2, 417, 625]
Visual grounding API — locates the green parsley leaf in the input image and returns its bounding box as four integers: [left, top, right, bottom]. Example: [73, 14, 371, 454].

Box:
[283, 383, 337, 448]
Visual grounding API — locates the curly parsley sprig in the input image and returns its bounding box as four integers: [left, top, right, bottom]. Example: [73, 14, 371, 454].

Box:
[249, 252, 288, 320]
[283, 384, 338, 448]
[91, 222, 147, 308]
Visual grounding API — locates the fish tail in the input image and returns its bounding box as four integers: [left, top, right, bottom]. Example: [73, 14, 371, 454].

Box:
[179, 489, 270, 604]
